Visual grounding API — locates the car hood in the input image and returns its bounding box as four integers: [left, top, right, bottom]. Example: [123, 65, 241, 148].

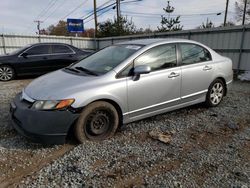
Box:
[24, 69, 101, 100]
[0, 54, 15, 61]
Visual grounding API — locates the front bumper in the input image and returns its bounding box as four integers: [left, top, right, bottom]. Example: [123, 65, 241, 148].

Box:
[10, 93, 79, 144]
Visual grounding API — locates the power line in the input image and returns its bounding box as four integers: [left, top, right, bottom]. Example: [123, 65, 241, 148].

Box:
[60, 0, 89, 21]
[37, 0, 58, 20]
[43, 0, 67, 22]
[35, 0, 55, 20]
[122, 10, 226, 17]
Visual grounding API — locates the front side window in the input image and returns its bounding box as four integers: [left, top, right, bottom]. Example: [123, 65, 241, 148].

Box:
[180, 43, 211, 65]
[52, 45, 73, 54]
[71, 44, 142, 75]
[25, 45, 50, 55]
[134, 44, 177, 72]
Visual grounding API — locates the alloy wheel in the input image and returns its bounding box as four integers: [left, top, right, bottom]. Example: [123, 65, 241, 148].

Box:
[210, 82, 224, 105]
[0, 66, 14, 81]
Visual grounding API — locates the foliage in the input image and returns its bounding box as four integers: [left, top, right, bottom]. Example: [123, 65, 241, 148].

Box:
[97, 16, 137, 37]
[200, 18, 215, 29]
[235, 0, 250, 24]
[41, 21, 95, 37]
[47, 20, 70, 36]
[219, 21, 236, 27]
[158, 15, 183, 32]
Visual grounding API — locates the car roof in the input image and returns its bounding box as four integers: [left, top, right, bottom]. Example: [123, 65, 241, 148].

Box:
[117, 38, 194, 46]
[32, 42, 72, 46]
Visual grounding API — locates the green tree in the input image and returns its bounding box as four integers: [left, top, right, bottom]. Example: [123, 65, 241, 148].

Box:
[97, 16, 137, 37]
[235, 0, 250, 24]
[158, 1, 183, 32]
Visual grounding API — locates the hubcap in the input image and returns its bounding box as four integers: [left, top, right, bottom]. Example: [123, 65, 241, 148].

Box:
[210, 82, 223, 105]
[0, 67, 13, 81]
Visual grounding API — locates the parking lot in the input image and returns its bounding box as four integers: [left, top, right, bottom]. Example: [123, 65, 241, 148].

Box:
[0, 78, 249, 187]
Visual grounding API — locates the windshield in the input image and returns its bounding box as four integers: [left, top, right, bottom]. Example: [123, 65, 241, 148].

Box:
[71, 44, 142, 75]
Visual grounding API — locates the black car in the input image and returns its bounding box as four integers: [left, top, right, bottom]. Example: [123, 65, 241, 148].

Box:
[0, 43, 93, 81]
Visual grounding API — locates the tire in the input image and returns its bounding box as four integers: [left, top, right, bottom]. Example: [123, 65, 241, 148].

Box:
[205, 79, 225, 107]
[74, 101, 119, 143]
[0, 65, 15, 81]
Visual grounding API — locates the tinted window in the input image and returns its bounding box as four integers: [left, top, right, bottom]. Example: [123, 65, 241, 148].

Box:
[52, 45, 73, 54]
[134, 44, 177, 71]
[180, 44, 211, 65]
[26, 45, 50, 55]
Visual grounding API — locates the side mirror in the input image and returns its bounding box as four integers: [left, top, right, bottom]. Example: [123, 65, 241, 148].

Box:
[132, 65, 151, 81]
[133, 65, 151, 75]
[21, 53, 28, 58]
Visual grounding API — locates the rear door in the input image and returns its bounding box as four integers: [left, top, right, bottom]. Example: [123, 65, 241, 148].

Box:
[179, 43, 214, 103]
[126, 43, 181, 121]
[50, 44, 77, 70]
[17, 44, 52, 75]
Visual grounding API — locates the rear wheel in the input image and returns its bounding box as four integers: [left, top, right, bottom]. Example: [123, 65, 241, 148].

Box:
[205, 79, 225, 107]
[74, 101, 119, 143]
[0, 65, 15, 81]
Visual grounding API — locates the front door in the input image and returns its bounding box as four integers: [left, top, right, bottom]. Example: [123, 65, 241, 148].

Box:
[127, 43, 181, 121]
[17, 44, 52, 75]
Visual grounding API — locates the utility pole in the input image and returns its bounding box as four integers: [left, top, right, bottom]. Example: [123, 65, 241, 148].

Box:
[34, 20, 43, 35]
[116, 0, 121, 19]
[242, 0, 247, 25]
[93, 0, 98, 36]
[224, 0, 229, 26]
[116, 0, 121, 32]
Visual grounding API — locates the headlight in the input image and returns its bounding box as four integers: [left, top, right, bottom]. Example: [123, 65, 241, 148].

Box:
[32, 99, 75, 110]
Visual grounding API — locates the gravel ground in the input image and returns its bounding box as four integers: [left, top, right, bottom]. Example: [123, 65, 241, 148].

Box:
[0, 79, 249, 187]
[3, 80, 247, 188]
[0, 79, 74, 187]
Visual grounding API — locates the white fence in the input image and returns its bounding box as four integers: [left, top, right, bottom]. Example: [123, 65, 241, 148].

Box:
[1, 25, 250, 71]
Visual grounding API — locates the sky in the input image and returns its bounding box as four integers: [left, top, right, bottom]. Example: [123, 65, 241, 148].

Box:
[0, 0, 237, 35]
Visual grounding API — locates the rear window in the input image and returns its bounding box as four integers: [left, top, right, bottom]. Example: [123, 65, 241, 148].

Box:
[52, 45, 73, 54]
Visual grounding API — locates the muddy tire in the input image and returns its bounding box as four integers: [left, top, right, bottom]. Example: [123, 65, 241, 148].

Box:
[205, 79, 225, 107]
[74, 101, 119, 143]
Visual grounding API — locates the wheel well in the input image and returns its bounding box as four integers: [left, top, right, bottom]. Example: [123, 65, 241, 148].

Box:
[94, 99, 123, 127]
[215, 77, 227, 96]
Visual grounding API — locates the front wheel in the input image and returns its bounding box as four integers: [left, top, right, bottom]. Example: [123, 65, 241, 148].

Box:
[74, 101, 119, 143]
[205, 79, 225, 107]
[0, 65, 15, 81]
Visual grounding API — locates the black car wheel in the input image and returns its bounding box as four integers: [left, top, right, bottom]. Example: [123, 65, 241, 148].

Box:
[205, 79, 225, 107]
[74, 101, 119, 143]
[0, 65, 15, 81]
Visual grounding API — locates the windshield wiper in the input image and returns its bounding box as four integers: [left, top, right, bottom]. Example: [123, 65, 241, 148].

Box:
[64, 67, 80, 73]
[74, 66, 98, 76]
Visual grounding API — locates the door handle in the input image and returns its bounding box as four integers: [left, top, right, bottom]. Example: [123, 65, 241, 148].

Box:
[168, 72, 180, 78]
[203, 65, 212, 71]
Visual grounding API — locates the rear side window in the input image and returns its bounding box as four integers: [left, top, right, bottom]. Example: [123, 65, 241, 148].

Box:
[180, 43, 211, 65]
[52, 45, 73, 54]
[134, 44, 177, 72]
[26, 45, 50, 55]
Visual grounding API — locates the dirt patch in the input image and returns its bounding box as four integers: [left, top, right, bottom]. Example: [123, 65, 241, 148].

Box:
[0, 144, 74, 188]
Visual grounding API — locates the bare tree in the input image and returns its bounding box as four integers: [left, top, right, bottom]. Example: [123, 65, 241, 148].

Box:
[235, 0, 250, 24]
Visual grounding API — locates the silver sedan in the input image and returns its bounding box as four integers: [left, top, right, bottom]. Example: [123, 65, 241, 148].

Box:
[11, 38, 233, 144]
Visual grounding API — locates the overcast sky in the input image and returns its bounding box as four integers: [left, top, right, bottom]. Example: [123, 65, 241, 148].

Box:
[0, 0, 237, 35]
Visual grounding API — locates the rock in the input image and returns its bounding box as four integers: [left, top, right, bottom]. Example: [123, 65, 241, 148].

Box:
[148, 131, 172, 144]
[227, 122, 239, 130]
